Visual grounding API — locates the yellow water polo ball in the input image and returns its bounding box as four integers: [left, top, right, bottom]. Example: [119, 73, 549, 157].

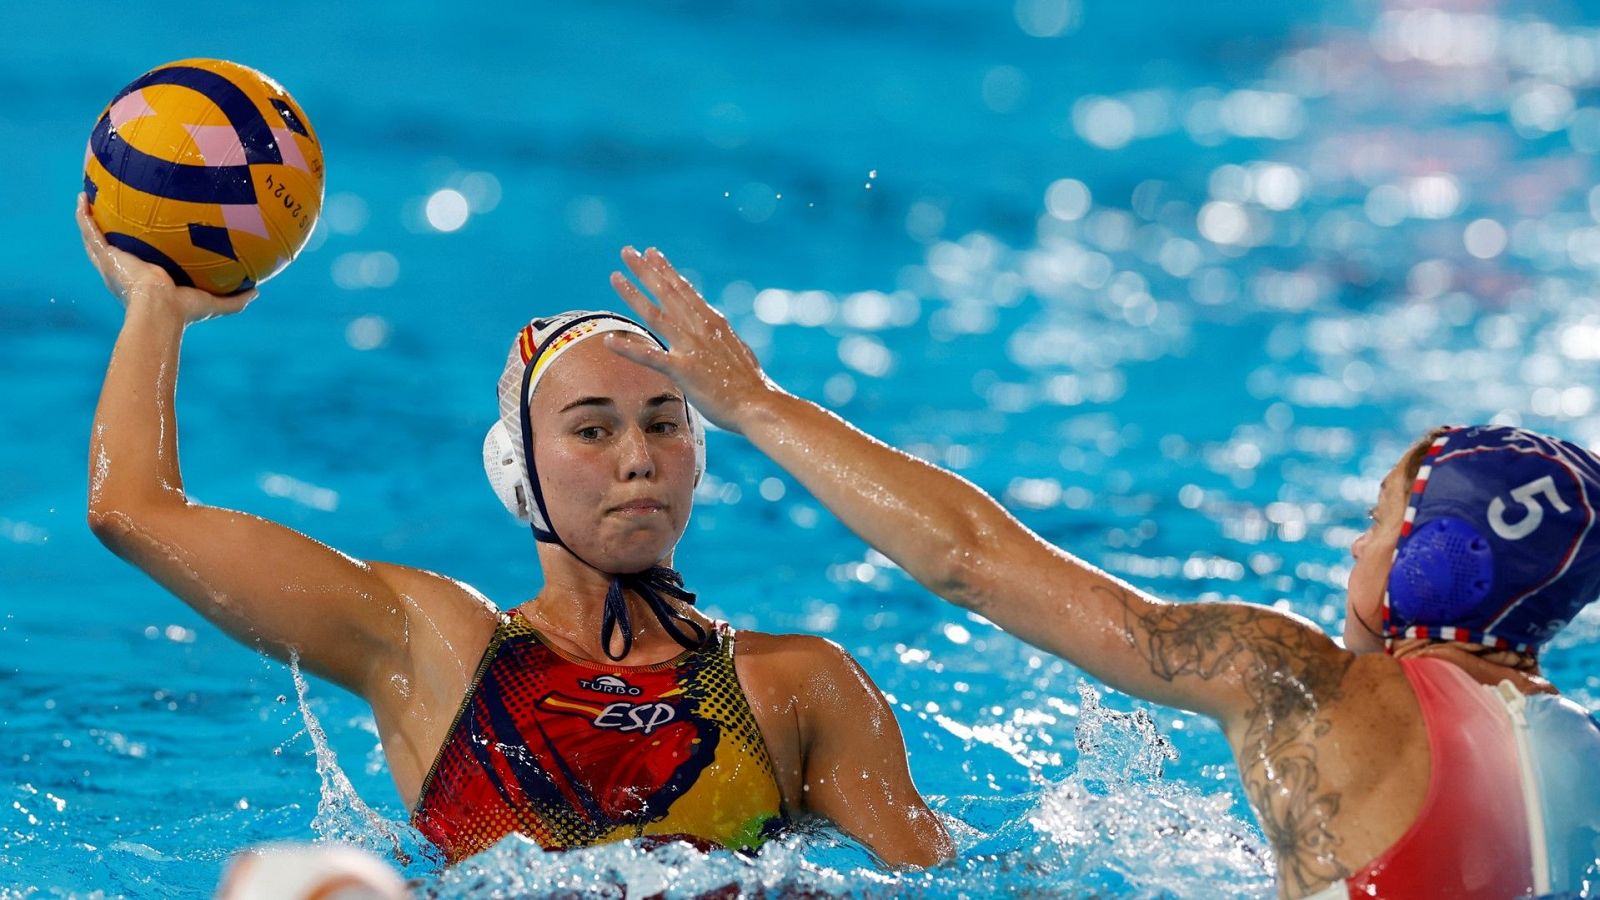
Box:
[84, 58, 324, 296]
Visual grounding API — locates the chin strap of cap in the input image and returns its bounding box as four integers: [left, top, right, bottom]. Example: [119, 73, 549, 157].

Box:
[600, 566, 708, 662]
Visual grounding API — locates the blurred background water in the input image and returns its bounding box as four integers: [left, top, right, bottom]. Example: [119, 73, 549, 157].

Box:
[5, 0, 1600, 895]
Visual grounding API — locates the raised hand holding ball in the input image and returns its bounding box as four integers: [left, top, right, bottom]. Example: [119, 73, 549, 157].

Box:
[83, 58, 323, 296]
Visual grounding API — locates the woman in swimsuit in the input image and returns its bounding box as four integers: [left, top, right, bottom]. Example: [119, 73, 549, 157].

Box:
[607, 246, 1600, 899]
[76, 198, 953, 868]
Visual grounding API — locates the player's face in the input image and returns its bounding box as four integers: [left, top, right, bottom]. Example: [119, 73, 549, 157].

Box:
[529, 336, 696, 572]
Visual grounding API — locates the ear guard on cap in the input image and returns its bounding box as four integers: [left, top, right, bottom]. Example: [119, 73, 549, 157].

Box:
[482, 405, 709, 526]
[1387, 516, 1495, 625]
[484, 419, 538, 526]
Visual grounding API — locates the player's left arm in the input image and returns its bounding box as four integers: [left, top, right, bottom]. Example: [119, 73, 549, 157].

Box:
[793, 636, 954, 869]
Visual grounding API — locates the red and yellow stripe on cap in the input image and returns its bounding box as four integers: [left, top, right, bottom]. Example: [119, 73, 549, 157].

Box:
[528, 320, 609, 386]
[517, 325, 538, 364]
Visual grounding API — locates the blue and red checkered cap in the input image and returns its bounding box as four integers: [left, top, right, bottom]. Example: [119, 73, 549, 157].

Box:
[1384, 425, 1600, 654]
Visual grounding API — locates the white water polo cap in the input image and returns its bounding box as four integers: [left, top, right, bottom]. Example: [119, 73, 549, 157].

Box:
[484, 310, 707, 542]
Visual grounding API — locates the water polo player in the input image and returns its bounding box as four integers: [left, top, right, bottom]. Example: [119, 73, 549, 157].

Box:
[76, 199, 953, 868]
[609, 246, 1600, 899]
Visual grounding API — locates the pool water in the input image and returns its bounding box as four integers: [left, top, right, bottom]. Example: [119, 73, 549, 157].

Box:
[5, 0, 1600, 896]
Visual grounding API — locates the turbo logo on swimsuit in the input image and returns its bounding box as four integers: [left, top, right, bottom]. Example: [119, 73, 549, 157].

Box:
[579, 674, 643, 696]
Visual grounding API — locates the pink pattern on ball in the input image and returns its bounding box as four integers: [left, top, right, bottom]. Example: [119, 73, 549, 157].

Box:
[221, 204, 270, 240]
[184, 124, 248, 167]
[108, 90, 157, 131]
[270, 128, 311, 173]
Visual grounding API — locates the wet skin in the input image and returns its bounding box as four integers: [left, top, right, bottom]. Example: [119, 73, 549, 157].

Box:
[605, 245, 1571, 898]
[77, 201, 952, 869]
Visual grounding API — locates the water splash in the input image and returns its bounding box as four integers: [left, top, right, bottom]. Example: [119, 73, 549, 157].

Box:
[412, 683, 1271, 899]
[425, 831, 893, 899]
[1070, 681, 1179, 785]
[1024, 684, 1273, 899]
[287, 652, 427, 865]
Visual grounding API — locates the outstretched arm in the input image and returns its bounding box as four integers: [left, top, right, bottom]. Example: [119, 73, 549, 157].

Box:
[79, 197, 480, 697]
[607, 248, 1352, 729]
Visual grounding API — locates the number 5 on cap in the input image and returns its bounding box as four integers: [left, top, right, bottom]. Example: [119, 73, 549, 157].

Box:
[1488, 476, 1573, 540]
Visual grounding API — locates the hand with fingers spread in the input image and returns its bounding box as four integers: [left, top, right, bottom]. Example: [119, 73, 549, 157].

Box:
[607, 246, 778, 435]
[77, 193, 256, 323]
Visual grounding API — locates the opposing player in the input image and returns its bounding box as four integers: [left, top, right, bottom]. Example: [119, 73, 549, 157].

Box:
[608, 245, 1600, 899]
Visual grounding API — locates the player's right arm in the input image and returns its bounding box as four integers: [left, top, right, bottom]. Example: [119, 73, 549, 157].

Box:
[79, 197, 472, 699]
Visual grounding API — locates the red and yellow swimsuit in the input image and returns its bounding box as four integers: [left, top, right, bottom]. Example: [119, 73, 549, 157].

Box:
[412, 611, 787, 863]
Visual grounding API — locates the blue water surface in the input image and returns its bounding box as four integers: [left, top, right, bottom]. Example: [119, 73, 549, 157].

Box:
[5, 0, 1600, 896]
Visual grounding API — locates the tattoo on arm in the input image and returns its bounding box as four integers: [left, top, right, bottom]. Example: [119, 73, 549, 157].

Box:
[1099, 585, 1356, 894]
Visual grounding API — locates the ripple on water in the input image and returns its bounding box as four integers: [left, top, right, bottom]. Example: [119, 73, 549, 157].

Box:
[13, 2, 1600, 895]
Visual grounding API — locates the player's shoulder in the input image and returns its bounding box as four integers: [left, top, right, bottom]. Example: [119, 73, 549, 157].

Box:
[733, 628, 850, 666]
[368, 561, 500, 649]
[733, 628, 872, 705]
